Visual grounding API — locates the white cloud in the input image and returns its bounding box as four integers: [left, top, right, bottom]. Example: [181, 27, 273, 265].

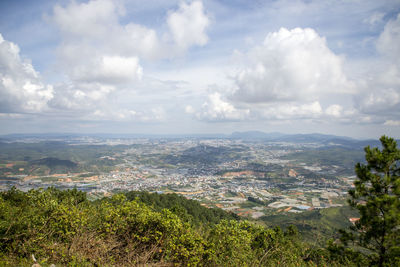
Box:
[0, 34, 53, 113]
[52, 0, 122, 40]
[90, 108, 136, 121]
[197, 92, 249, 121]
[0, 113, 26, 118]
[71, 55, 143, 84]
[231, 27, 352, 103]
[377, 13, 400, 61]
[191, 96, 359, 123]
[185, 105, 195, 114]
[204, 27, 361, 124]
[384, 120, 400, 126]
[353, 14, 400, 119]
[167, 1, 210, 50]
[257, 101, 323, 120]
[221, 22, 400, 126]
[354, 88, 400, 114]
[52, 0, 211, 66]
[47, 0, 212, 122]
[48, 0, 169, 120]
[88, 107, 166, 122]
[3, 0, 400, 136]
[49, 82, 115, 111]
[325, 104, 343, 118]
[364, 12, 385, 26]
[51, 0, 147, 84]
[120, 24, 163, 60]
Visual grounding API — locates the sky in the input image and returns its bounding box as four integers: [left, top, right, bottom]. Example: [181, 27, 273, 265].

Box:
[0, 0, 400, 139]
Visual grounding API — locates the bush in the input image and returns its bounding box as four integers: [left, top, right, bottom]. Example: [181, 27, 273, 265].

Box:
[0, 187, 360, 266]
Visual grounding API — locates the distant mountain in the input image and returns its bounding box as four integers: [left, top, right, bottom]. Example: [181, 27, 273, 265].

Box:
[0, 132, 229, 141]
[275, 133, 354, 142]
[1, 133, 81, 139]
[231, 131, 284, 139]
[320, 138, 381, 150]
[229, 131, 383, 149]
[230, 131, 352, 142]
[0, 132, 390, 149]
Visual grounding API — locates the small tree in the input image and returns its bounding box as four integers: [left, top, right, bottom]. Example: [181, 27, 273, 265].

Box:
[342, 136, 400, 266]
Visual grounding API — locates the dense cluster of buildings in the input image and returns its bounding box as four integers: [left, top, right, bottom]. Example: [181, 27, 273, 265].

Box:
[2, 138, 356, 218]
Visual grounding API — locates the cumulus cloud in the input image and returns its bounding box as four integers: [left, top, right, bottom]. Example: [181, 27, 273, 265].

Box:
[49, 82, 115, 111]
[88, 106, 166, 122]
[47, 0, 211, 121]
[364, 12, 385, 26]
[256, 101, 323, 120]
[231, 27, 352, 103]
[216, 23, 400, 126]
[353, 14, 400, 119]
[0, 34, 53, 113]
[185, 105, 195, 114]
[196, 92, 249, 121]
[120, 24, 163, 60]
[51, 0, 146, 85]
[49, 0, 156, 117]
[167, 1, 210, 50]
[71, 55, 143, 84]
[354, 88, 400, 114]
[51, 0, 210, 65]
[191, 96, 359, 123]
[384, 120, 400, 126]
[52, 0, 163, 60]
[377, 13, 400, 61]
[4, 0, 398, 134]
[51, 0, 122, 39]
[325, 104, 343, 118]
[199, 27, 357, 123]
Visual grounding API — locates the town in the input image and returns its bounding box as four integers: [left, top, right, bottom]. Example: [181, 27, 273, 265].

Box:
[0, 135, 360, 219]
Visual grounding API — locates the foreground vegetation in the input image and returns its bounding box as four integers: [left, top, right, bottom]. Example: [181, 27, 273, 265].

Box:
[1, 187, 324, 266]
[340, 136, 400, 266]
[0, 187, 382, 266]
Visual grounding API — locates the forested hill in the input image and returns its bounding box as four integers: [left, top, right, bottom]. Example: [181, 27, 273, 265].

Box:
[124, 191, 239, 225]
[0, 187, 363, 266]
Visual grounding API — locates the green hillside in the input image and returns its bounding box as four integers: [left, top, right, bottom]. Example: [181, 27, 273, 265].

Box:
[124, 191, 239, 225]
[1, 187, 361, 266]
[261, 206, 359, 244]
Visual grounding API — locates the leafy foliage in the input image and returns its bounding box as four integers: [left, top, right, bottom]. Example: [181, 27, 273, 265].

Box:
[124, 191, 239, 225]
[339, 136, 400, 266]
[0, 187, 329, 266]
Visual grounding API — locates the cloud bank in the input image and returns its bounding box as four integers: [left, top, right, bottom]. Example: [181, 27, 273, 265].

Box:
[0, 0, 399, 137]
[0, 34, 53, 113]
[48, 0, 211, 120]
[232, 27, 351, 103]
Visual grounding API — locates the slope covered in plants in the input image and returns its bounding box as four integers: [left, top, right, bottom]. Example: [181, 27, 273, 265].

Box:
[0, 187, 336, 266]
